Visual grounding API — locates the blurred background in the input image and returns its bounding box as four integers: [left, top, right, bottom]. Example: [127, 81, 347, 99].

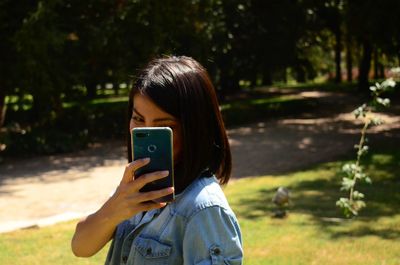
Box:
[1, 0, 399, 158]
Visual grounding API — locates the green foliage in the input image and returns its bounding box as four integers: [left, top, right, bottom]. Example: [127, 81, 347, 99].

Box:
[336, 78, 396, 218]
[1, 0, 398, 121]
[1, 98, 128, 157]
[1, 128, 89, 156]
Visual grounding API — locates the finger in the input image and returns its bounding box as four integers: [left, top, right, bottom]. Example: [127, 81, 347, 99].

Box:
[130, 170, 170, 191]
[121, 158, 150, 184]
[137, 201, 168, 212]
[134, 187, 174, 203]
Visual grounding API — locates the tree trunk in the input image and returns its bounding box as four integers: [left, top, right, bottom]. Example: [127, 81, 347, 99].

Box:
[250, 74, 257, 89]
[373, 48, 379, 80]
[334, 28, 342, 83]
[52, 93, 63, 116]
[0, 90, 6, 128]
[249, 64, 258, 88]
[219, 69, 240, 99]
[283, 67, 288, 84]
[378, 63, 385, 79]
[262, 68, 272, 86]
[113, 83, 119, 96]
[295, 63, 306, 83]
[86, 81, 97, 99]
[358, 40, 372, 91]
[31, 91, 62, 123]
[397, 48, 400, 68]
[346, 36, 353, 82]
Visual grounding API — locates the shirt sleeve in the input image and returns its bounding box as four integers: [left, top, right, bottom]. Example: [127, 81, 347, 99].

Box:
[182, 206, 243, 265]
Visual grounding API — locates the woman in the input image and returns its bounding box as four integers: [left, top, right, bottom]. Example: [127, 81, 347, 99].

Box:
[71, 56, 243, 264]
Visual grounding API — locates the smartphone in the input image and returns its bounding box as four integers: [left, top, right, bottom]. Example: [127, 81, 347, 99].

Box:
[131, 127, 175, 202]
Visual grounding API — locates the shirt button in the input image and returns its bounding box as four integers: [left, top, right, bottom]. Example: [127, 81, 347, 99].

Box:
[122, 256, 128, 263]
[146, 247, 152, 255]
[213, 247, 221, 255]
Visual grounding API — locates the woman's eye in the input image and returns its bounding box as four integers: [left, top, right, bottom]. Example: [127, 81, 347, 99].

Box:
[132, 116, 143, 123]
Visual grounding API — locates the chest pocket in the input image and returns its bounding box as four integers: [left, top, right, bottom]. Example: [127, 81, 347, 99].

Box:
[133, 236, 172, 264]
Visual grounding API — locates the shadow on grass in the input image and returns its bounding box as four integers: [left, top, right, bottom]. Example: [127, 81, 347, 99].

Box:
[328, 226, 400, 240]
[234, 187, 277, 220]
[222, 96, 318, 127]
[234, 149, 400, 240]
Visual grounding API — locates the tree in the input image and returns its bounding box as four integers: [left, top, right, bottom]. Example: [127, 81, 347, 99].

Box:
[13, 1, 71, 119]
[0, 0, 37, 127]
[346, 0, 400, 90]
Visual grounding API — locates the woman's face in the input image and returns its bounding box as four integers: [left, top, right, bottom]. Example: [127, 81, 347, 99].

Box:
[130, 93, 183, 163]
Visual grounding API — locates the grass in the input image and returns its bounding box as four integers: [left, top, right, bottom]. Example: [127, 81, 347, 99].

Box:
[5, 87, 131, 112]
[224, 148, 400, 264]
[0, 221, 110, 265]
[1, 149, 399, 264]
[62, 96, 129, 108]
[272, 80, 359, 92]
[221, 94, 316, 127]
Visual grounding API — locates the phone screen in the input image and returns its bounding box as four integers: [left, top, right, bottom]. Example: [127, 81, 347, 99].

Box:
[132, 127, 175, 202]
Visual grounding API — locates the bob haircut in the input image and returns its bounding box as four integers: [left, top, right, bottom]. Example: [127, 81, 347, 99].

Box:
[127, 56, 231, 188]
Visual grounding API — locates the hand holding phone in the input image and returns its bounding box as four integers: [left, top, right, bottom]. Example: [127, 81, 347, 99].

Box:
[132, 127, 175, 202]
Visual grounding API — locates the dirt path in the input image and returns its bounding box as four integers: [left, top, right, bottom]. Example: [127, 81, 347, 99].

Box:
[1, 90, 399, 233]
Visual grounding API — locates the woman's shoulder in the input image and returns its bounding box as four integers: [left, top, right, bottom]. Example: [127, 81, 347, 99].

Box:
[170, 175, 233, 219]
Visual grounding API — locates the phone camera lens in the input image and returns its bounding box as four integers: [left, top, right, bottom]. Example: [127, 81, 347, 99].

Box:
[148, 144, 157, 152]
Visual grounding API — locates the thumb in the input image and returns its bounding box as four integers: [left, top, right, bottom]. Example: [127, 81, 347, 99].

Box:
[121, 158, 150, 184]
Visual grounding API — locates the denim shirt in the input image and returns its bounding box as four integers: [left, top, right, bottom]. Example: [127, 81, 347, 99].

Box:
[104, 175, 243, 265]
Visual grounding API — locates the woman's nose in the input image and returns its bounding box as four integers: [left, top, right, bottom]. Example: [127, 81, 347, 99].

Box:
[145, 121, 156, 127]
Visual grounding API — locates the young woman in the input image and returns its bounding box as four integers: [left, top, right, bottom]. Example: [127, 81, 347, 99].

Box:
[71, 56, 243, 264]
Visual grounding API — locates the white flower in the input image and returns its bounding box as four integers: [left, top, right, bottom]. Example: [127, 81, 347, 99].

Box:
[382, 78, 396, 88]
[390, 67, 400, 74]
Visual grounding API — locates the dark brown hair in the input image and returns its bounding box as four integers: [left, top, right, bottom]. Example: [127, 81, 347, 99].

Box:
[127, 56, 231, 190]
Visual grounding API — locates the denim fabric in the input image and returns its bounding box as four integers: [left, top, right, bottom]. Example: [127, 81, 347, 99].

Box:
[105, 175, 243, 265]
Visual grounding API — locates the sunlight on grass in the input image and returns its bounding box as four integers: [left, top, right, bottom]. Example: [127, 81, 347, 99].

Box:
[5, 94, 33, 111]
[0, 221, 110, 265]
[89, 96, 129, 105]
[220, 95, 315, 127]
[220, 95, 304, 111]
[224, 151, 400, 264]
[62, 96, 129, 108]
[0, 151, 399, 264]
[249, 95, 302, 105]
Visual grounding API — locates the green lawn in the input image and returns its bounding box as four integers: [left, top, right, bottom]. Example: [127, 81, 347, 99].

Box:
[225, 149, 400, 264]
[0, 150, 399, 264]
[0, 221, 110, 265]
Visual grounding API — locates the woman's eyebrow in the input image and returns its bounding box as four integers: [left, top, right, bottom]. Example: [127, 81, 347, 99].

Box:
[133, 108, 143, 117]
[133, 107, 176, 122]
[153, 117, 177, 122]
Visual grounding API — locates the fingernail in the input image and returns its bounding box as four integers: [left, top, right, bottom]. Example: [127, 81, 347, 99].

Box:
[161, 170, 169, 176]
[142, 158, 150, 162]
